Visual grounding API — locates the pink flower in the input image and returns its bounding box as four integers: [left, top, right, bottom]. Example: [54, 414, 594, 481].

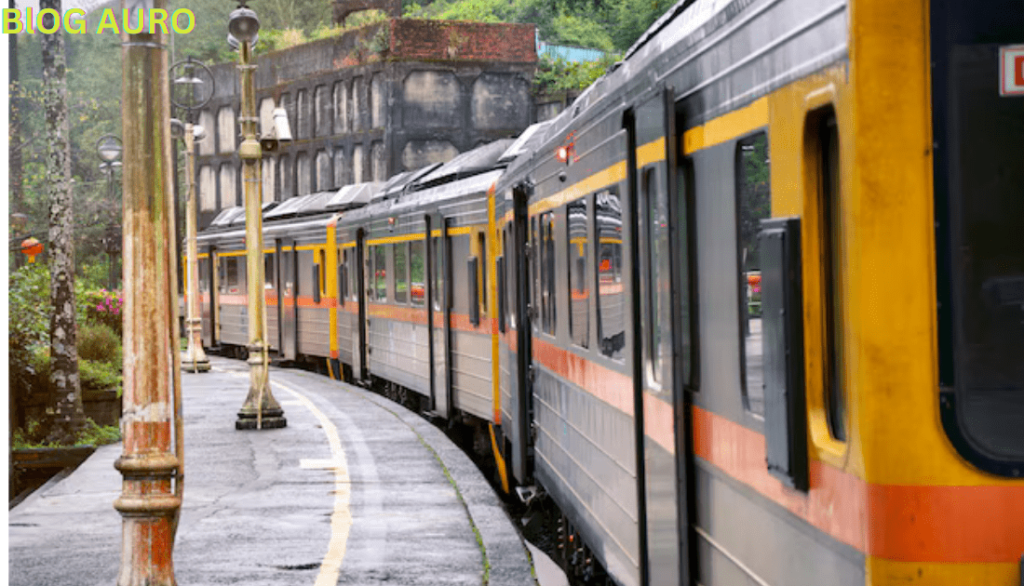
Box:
[96, 305, 104, 312]
[112, 308, 119, 315]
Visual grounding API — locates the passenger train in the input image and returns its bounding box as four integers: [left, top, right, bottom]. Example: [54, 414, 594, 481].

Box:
[193, 0, 1024, 584]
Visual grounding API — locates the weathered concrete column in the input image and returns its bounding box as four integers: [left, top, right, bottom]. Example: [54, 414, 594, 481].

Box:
[233, 27, 286, 430]
[114, 2, 182, 584]
[182, 122, 210, 372]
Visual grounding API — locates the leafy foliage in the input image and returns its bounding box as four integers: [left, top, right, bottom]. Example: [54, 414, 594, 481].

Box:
[79, 359, 122, 392]
[78, 322, 121, 366]
[534, 54, 617, 93]
[13, 417, 120, 449]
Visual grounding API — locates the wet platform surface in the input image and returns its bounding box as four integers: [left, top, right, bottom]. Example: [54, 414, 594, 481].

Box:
[9, 357, 535, 586]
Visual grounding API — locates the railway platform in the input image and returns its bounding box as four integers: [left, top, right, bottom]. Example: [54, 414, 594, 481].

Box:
[9, 357, 536, 586]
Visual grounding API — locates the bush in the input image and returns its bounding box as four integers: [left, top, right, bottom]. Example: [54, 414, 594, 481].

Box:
[81, 289, 123, 336]
[13, 417, 120, 449]
[80, 359, 122, 392]
[78, 322, 121, 366]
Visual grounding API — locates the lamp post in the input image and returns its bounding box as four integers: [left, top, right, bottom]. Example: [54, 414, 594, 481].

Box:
[96, 134, 122, 290]
[170, 57, 214, 373]
[230, 2, 286, 430]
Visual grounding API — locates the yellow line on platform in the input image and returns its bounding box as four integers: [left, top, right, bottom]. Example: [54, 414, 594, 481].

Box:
[273, 379, 353, 586]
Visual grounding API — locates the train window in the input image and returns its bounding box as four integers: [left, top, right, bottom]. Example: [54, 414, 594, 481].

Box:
[595, 190, 624, 360]
[264, 253, 274, 289]
[540, 212, 556, 336]
[818, 115, 845, 441]
[568, 198, 589, 348]
[531, 217, 539, 333]
[644, 167, 670, 383]
[410, 240, 425, 306]
[318, 249, 326, 296]
[505, 226, 516, 330]
[432, 237, 442, 311]
[935, 36, 1024, 470]
[478, 232, 488, 315]
[678, 158, 699, 390]
[737, 132, 771, 415]
[374, 245, 386, 302]
[199, 257, 209, 293]
[395, 242, 408, 304]
[225, 257, 239, 293]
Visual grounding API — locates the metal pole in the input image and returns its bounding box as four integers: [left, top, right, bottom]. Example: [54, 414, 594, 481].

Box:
[114, 0, 182, 582]
[235, 38, 286, 430]
[182, 122, 210, 372]
[107, 168, 116, 290]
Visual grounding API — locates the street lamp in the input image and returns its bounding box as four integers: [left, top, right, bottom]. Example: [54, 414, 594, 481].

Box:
[96, 134, 122, 289]
[170, 56, 215, 374]
[229, 2, 286, 430]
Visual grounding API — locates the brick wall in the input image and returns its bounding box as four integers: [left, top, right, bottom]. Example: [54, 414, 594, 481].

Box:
[390, 19, 537, 63]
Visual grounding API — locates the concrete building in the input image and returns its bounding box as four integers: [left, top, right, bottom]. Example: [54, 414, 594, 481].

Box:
[194, 19, 537, 228]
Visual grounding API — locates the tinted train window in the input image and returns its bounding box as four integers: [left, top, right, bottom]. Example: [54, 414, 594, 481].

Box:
[595, 190, 625, 360]
[936, 36, 1024, 468]
[374, 246, 386, 302]
[678, 159, 699, 390]
[264, 253, 274, 288]
[395, 243, 408, 304]
[506, 225, 517, 330]
[540, 212, 556, 336]
[737, 133, 770, 415]
[568, 199, 589, 348]
[410, 240, 425, 306]
[478, 232, 488, 315]
[818, 116, 845, 441]
[433, 237, 442, 311]
[531, 217, 540, 333]
[199, 257, 209, 292]
[225, 257, 239, 292]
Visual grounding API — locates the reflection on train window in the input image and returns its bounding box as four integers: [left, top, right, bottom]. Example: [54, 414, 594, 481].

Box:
[818, 114, 845, 441]
[595, 189, 624, 360]
[568, 198, 589, 348]
[264, 253, 274, 289]
[644, 167, 670, 383]
[540, 212, 556, 336]
[395, 242, 408, 304]
[737, 132, 770, 415]
[410, 240, 425, 306]
[374, 245, 387, 302]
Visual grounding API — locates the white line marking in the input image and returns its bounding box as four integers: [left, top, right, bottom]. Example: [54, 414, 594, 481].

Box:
[273, 380, 353, 586]
[225, 372, 353, 585]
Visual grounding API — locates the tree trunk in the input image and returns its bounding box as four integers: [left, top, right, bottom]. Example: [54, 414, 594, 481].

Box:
[9, 0, 24, 264]
[42, 0, 85, 444]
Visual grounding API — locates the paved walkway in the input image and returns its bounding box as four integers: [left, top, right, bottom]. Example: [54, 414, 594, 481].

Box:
[9, 357, 535, 586]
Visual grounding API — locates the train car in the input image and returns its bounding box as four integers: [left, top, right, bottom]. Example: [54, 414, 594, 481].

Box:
[335, 140, 515, 432]
[490, 0, 1024, 585]
[192, 0, 1023, 583]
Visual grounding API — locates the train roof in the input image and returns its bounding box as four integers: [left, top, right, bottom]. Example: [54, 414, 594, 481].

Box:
[327, 182, 382, 210]
[415, 139, 515, 190]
